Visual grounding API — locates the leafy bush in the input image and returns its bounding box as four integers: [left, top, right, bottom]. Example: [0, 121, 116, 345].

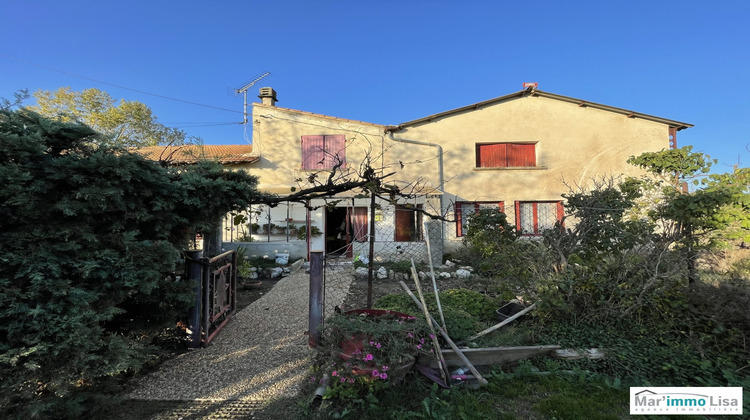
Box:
[0, 110, 263, 417]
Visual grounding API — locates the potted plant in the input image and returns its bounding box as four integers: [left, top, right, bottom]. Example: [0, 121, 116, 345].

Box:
[311, 309, 431, 400]
[297, 225, 323, 240]
[262, 222, 276, 234]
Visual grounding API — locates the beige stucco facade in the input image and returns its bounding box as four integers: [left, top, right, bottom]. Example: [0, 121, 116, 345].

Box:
[240, 88, 691, 256]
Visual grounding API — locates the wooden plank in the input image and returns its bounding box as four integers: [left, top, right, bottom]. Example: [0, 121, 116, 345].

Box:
[419, 345, 561, 369]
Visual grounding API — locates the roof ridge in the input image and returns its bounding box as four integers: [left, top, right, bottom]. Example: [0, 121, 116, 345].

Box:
[253, 102, 384, 128]
[391, 89, 693, 131]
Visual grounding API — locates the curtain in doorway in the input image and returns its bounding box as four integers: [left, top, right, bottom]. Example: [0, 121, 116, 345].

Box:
[350, 207, 368, 242]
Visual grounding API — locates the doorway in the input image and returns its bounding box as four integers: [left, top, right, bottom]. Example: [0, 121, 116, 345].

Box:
[325, 207, 348, 255]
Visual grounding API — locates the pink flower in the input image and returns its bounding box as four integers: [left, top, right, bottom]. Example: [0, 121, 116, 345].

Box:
[379, 373, 388, 380]
[310, 376, 316, 382]
[340, 377, 346, 382]
[382, 365, 389, 371]
[407, 332, 413, 338]
[348, 378, 355, 383]
[372, 370, 380, 377]
[375, 342, 382, 349]
[364, 353, 374, 361]
[429, 334, 435, 340]
[331, 370, 338, 376]
[417, 344, 422, 349]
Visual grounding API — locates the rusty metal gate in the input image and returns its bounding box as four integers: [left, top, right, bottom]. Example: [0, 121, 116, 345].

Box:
[185, 249, 237, 347]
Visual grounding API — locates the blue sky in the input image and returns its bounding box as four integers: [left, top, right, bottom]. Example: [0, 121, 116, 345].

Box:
[1, 1, 748, 174]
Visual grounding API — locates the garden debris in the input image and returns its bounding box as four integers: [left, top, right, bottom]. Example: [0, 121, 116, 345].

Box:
[419, 345, 561, 369]
[399, 279, 489, 387]
[555, 348, 606, 360]
[409, 260, 450, 384]
[459, 303, 537, 344]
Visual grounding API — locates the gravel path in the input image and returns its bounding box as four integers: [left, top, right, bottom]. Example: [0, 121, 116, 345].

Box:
[125, 267, 353, 403]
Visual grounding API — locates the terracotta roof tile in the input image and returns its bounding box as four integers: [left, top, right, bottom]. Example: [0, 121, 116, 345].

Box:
[133, 145, 259, 165]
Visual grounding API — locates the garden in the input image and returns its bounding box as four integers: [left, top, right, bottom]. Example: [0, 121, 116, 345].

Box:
[297, 152, 750, 419]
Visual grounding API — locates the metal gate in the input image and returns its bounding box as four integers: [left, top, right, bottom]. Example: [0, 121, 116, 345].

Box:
[185, 250, 237, 347]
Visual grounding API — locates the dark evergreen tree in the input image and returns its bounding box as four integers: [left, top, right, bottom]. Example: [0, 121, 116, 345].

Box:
[0, 109, 262, 418]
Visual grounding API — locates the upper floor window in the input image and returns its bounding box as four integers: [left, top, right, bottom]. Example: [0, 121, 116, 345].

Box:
[301, 135, 346, 170]
[455, 201, 505, 237]
[476, 142, 536, 168]
[515, 201, 563, 236]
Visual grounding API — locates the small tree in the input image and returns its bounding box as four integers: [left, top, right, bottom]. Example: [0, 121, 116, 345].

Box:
[28, 87, 187, 148]
[628, 146, 750, 283]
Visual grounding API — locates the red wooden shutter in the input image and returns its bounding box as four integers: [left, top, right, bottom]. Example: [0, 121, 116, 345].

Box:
[514, 201, 521, 232]
[301, 135, 325, 169]
[477, 143, 507, 167]
[556, 201, 565, 227]
[395, 206, 411, 241]
[324, 135, 346, 169]
[455, 202, 463, 237]
[507, 144, 536, 167]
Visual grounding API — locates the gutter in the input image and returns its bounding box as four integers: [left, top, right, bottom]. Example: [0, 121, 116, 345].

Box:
[385, 126, 446, 251]
[384, 126, 444, 191]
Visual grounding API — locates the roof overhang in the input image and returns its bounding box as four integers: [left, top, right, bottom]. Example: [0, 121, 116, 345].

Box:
[387, 88, 693, 132]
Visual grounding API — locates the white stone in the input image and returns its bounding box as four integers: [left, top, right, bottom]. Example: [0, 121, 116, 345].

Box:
[270, 267, 283, 279]
[355, 267, 369, 278]
[439, 271, 451, 279]
[455, 269, 472, 279]
[444, 260, 456, 267]
[459, 265, 474, 272]
[377, 266, 388, 279]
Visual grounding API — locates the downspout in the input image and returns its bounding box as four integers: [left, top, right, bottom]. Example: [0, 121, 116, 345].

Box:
[385, 127, 445, 249]
[385, 127, 444, 191]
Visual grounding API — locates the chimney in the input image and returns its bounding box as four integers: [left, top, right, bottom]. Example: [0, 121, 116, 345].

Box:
[258, 87, 277, 106]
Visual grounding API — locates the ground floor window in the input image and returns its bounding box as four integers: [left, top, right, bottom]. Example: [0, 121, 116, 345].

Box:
[395, 205, 423, 242]
[455, 201, 505, 237]
[515, 201, 563, 236]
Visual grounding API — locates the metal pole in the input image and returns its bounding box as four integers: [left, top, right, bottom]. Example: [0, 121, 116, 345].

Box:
[186, 250, 203, 348]
[367, 192, 376, 308]
[308, 251, 324, 347]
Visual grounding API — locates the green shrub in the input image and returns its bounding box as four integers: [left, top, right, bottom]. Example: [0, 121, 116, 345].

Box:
[0, 110, 263, 418]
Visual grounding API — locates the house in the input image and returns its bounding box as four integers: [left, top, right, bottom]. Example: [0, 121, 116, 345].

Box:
[239, 86, 691, 262]
[139, 86, 692, 263]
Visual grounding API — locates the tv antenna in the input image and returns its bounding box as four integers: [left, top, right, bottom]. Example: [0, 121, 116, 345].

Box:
[234, 72, 271, 124]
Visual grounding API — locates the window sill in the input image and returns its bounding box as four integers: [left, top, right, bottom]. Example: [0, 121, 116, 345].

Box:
[473, 166, 548, 171]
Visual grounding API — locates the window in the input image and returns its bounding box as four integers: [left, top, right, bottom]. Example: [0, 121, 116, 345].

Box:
[514, 201, 563, 236]
[476, 143, 536, 168]
[301, 135, 346, 170]
[455, 201, 505, 237]
[395, 205, 422, 242]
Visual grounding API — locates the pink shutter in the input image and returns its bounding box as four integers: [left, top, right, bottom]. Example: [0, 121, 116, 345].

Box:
[507, 144, 536, 167]
[324, 135, 346, 169]
[301, 135, 325, 169]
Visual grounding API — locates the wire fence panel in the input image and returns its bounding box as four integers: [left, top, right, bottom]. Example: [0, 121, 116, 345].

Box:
[320, 202, 445, 325]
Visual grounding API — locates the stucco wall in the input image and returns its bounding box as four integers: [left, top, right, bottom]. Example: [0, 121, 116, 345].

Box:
[248, 93, 680, 255]
[248, 104, 387, 192]
[384, 94, 672, 247]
